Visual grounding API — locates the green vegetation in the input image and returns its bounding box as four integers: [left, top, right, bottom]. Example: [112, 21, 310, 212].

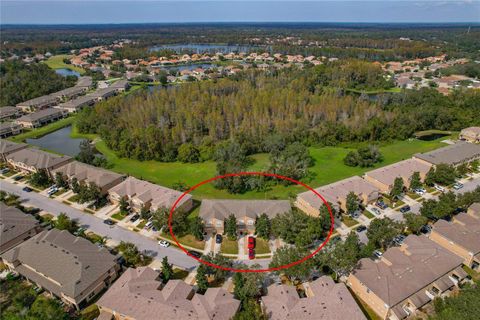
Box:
[255, 238, 270, 255]
[9, 116, 76, 143]
[220, 238, 239, 254]
[161, 232, 205, 250]
[341, 215, 359, 227]
[111, 212, 127, 221]
[43, 54, 86, 74]
[431, 282, 480, 320]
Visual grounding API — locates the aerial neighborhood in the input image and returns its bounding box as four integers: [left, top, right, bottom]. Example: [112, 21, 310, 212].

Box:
[1, 16, 480, 320]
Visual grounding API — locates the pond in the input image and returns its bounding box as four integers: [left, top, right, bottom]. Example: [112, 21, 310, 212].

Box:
[149, 43, 265, 54]
[26, 126, 86, 157]
[55, 68, 80, 77]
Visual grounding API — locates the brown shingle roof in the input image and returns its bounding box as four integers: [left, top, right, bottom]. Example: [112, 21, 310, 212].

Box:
[6, 148, 71, 170]
[414, 142, 480, 166]
[261, 276, 365, 320]
[0, 204, 40, 253]
[365, 159, 431, 187]
[52, 161, 124, 190]
[96, 267, 239, 320]
[199, 199, 291, 221]
[0, 140, 27, 155]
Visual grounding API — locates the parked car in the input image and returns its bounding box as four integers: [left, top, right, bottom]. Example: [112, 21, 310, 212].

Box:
[356, 225, 367, 233]
[13, 175, 24, 181]
[248, 236, 256, 249]
[144, 221, 153, 229]
[158, 240, 170, 248]
[420, 224, 432, 234]
[103, 219, 115, 226]
[393, 235, 406, 246]
[188, 250, 202, 258]
[129, 214, 140, 222]
[248, 249, 255, 260]
[22, 186, 32, 192]
[414, 188, 426, 195]
[399, 205, 411, 213]
[453, 183, 464, 190]
[434, 184, 445, 192]
[373, 250, 383, 259]
[0, 168, 10, 174]
[215, 234, 223, 244]
[47, 187, 58, 196]
[375, 201, 388, 210]
[371, 208, 381, 215]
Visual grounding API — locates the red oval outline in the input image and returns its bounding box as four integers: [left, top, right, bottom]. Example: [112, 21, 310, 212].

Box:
[168, 172, 334, 273]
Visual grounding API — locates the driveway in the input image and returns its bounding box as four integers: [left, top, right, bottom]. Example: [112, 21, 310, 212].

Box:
[0, 180, 199, 270]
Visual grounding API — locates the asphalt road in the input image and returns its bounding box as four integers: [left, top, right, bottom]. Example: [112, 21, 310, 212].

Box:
[1, 180, 199, 271]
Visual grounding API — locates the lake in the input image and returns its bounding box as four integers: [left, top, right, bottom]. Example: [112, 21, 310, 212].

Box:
[55, 68, 80, 77]
[149, 43, 264, 54]
[26, 126, 86, 157]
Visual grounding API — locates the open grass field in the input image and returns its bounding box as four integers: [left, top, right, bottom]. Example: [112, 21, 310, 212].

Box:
[43, 55, 86, 74]
[86, 134, 451, 200]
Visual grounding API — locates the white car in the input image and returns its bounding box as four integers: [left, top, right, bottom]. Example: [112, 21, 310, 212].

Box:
[434, 185, 445, 192]
[158, 240, 170, 248]
[453, 183, 464, 190]
[373, 250, 383, 259]
[414, 188, 426, 195]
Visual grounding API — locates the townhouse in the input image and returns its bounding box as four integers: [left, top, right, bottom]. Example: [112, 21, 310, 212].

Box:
[348, 235, 467, 320]
[0, 106, 22, 121]
[295, 176, 380, 216]
[16, 95, 59, 112]
[52, 161, 124, 195]
[6, 148, 72, 175]
[199, 199, 290, 234]
[0, 122, 22, 138]
[1, 229, 120, 310]
[96, 267, 240, 320]
[262, 276, 365, 320]
[108, 176, 193, 213]
[363, 159, 432, 194]
[16, 108, 68, 128]
[0, 204, 42, 254]
[459, 126, 480, 144]
[0, 140, 28, 162]
[59, 95, 98, 113]
[429, 203, 480, 270]
[50, 86, 88, 101]
[413, 141, 480, 167]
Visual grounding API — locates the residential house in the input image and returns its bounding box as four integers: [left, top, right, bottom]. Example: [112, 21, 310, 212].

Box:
[76, 76, 93, 88]
[1, 229, 120, 310]
[6, 148, 72, 175]
[199, 199, 291, 234]
[59, 95, 98, 113]
[296, 176, 380, 216]
[0, 122, 22, 138]
[52, 161, 124, 195]
[262, 276, 365, 320]
[50, 86, 87, 101]
[0, 204, 42, 254]
[16, 95, 59, 112]
[16, 108, 67, 128]
[459, 127, 480, 143]
[413, 142, 480, 167]
[0, 106, 21, 121]
[96, 267, 240, 320]
[429, 203, 480, 270]
[0, 140, 28, 162]
[108, 177, 192, 213]
[364, 159, 432, 193]
[348, 235, 467, 320]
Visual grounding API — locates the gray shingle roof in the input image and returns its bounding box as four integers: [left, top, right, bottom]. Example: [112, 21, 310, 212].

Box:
[0, 140, 27, 155]
[17, 108, 65, 123]
[1, 229, 117, 300]
[96, 267, 239, 320]
[414, 141, 480, 166]
[262, 276, 366, 320]
[199, 199, 291, 221]
[6, 148, 71, 170]
[52, 161, 124, 190]
[365, 158, 431, 187]
[0, 204, 40, 253]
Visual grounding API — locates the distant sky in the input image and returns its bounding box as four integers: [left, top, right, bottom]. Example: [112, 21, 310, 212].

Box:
[1, 1, 479, 24]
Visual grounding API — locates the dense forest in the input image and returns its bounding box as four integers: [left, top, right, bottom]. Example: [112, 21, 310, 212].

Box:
[0, 61, 77, 107]
[76, 66, 480, 163]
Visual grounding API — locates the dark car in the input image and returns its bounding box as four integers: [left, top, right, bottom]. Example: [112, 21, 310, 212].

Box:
[13, 175, 24, 181]
[420, 224, 432, 234]
[215, 234, 223, 244]
[188, 250, 202, 259]
[129, 214, 140, 222]
[248, 236, 255, 249]
[22, 186, 32, 192]
[356, 225, 367, 233]
[103, 219, 115, 226]
[375, 201, 388, 210]
[399, 205, 411, 213]
[248, 249, 255, 260]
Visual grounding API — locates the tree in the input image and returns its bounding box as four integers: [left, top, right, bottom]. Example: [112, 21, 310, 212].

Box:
[225, 214, 237, 240]
[71, 177, 80, 193]
[232, 298, 267, 320]
[233, 264, 265, 301]
[54, 172, 68, 189]
[404, 212, 428, 234]
[434, 164, 457, 186]
[420, 192, 457, 220]
[269, 142, 313, 182]
[28, 169, 51, 188]
[269, 246, 313, 283]
[76, 140, 95, 164]
[425, 167, 436, 186]
[213, 141, 249, 194]
[116, 241, 152, 267]
[151, 207, 169, 232]
[140, 205, 151, 220]
[195, 265, 209, 292]
[161, 256, 174, 282]
[346, 192, 360, 215]
[177, 143, 200, 163]
[456, 163, 469, 177]
[255, 213, 271, 239]
[54, 213, 77, 233]
[409, 171, 422, 190]
[119, 197, 129, 214]
[344, 145, 383, 167]
[367, 217, 403, 250]
[431, 282, 480, 320]
[190, 216, 204, 240]
[391, 177, 404, 198]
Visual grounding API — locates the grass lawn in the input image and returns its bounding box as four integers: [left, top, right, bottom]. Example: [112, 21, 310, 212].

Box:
[363, 210, 374, 219]
[111, 212, 127, 221]
[220, 238, 239, 255]
[462, 265, 480, 282]
[68, 194, 80, 203]
[52, 188, 67, 197]
[9, 116, 76, 143]
[43, 54, 86, 74]
[172, 268, 189, 280]
[255, 238, 270, 255]
[85, 232, 104, 244]
[161, 232, 205, 250]
[407, 192, 421, 200]
[341, 215, 360, 228]
[86, 134, 450, 200]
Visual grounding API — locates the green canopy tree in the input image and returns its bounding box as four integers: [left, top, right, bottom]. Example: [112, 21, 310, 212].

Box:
[161, 256, 174, 283]
[225, 214, 237, 240]
[255, 213, 271, 239]
[367, 217, 403, 250]
[346, 192, 360, 215]
[409, 171, 422, 190]
[404, 212, 428, 234]
[391, 177, 404, 198]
